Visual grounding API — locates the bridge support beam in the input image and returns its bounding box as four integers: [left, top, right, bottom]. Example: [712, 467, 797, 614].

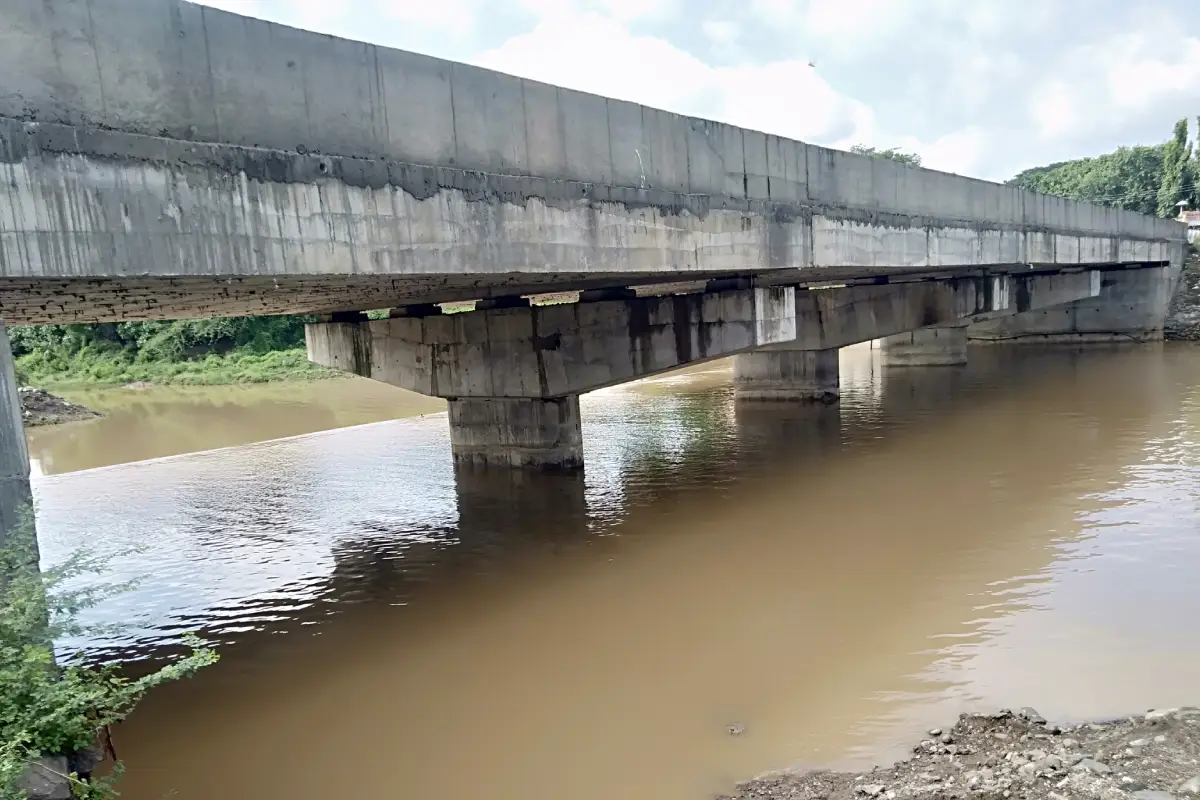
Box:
[447, 396, 584, 470]
[968, 264, 1181, 344]
[307, 270, 1103, 469]
[0, 321, 33, 551]
[733, 348, 839, 403]
[881, 324, 968, 367]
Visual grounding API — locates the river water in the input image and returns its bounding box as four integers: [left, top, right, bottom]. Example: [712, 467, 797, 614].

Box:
[26, 343, 1200, 800]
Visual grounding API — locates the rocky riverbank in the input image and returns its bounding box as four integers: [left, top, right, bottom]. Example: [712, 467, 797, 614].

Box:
[17, 386, 100, 426]
[1165, 252, 1200, 341]
[723, 707, 1200, 800]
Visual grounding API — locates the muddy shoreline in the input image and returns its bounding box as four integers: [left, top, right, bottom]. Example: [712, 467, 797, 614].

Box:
[18, 386, 101, 427]
[723, 708, 1200, 799]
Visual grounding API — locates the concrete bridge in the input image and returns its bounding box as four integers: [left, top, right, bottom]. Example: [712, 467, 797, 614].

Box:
[0, 0, 1190, 530]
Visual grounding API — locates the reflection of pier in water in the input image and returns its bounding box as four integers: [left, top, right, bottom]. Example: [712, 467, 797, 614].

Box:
[102, 345, 1200, 800]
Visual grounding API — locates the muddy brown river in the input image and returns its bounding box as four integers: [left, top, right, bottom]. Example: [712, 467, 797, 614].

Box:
[26, 343, 1200, 800]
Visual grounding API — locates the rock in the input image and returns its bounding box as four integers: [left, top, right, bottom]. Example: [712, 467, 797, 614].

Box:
[857, 785, 885, 797]
[726, 723, 746, 736]
[939, 733, 953, 744]
[929, 729, 941, 737]
[17, 756, 72, 800]
[1061, 738, 1080, 749]
[1131, 792, 1176, 800]
[1178, 775, 1200, 795]
[1019, 707, 1047, 725]
[1038, 755, 1063, 771]
[1130, 738, 1151, 747]
[69, 744, 105, 777]
[1145, 709, 1179, 724]
[1074, 758, 1113, 775]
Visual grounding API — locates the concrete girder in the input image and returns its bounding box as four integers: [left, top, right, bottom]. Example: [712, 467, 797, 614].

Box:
[306, 269, 1103, 400]
[306, 286, 798, 399]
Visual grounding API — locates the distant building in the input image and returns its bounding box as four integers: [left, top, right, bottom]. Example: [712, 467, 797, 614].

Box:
[1178, 202, 1200, 243]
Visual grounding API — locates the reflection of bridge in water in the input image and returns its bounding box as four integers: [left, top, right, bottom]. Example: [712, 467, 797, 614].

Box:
[66, 344, 1197, 800]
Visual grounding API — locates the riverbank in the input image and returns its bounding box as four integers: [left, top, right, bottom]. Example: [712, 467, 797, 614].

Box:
[1165, 252, 1200, 341]
[18, 386, 101, 426]
[15, 347, 336, 389]
[724, 707, 1200, 800]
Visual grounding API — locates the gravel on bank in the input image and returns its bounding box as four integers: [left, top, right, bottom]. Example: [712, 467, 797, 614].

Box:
[17, 386, 101, 426]
[722, 707, 1200, 800]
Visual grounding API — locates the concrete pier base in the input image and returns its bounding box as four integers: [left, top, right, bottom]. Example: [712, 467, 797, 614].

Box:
[882, 325, 968, 367]
[447, 396, 584, 470]
[0, 321, 33, 549]
[733, 348, 840, 402]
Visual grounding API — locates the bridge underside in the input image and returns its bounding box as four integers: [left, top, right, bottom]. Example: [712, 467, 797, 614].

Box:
[0, 263, 1158, 326]
[305, 267, 1120, 469]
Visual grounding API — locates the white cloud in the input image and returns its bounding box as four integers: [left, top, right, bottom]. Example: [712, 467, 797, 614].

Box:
[379, 0, 476, 35]
[475, 11, 874, 148]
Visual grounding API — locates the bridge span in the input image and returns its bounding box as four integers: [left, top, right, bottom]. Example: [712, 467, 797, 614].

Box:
[0, 0, 1190, 535]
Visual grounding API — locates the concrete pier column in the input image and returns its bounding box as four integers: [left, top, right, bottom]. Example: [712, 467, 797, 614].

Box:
[881, 324, 968, 367]
[733, 348, 839, 402]
[447, 396, 584, 470]
[0, 321, 33, 549]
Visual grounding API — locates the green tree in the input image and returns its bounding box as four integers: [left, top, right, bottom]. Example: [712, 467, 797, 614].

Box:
[1157, 118, 1194, 217]
[849, 144, 922, 167]
[1, 510, 218, 799]
[1008, 144, 1166, 217]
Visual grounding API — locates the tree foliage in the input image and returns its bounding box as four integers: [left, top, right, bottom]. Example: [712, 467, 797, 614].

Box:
[8, 316, 311, 363]
[849, 144, 922, 167]
[1008, 117, 1199, 218]
[1008, 144, 1167, 216]
[1157, 118, 1196, 217]
[1, 510, 218, 799]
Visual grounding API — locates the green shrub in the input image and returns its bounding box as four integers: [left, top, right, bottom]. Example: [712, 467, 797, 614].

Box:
[1, 509, 218, 799]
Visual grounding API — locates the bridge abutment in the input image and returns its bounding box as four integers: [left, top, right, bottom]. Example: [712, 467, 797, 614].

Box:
[447, 396, 584, 471]
[881, 324, 969, 367]
[733, 348, 839, 403]
[0, 320, 33, 551]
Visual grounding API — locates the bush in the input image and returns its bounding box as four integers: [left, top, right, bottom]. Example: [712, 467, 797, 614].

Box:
[1, 509, 218, 799]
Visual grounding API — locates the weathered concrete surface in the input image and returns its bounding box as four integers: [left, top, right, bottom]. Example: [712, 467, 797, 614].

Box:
[0, 0, 1187, 326]
[0, 321, 32, 548]
[307, 271, 1107, 399]
[784, 270, 1102, 351]
[306, 287, 798, 398]
[0, 117, 1177, 325]
[969, 265, 1178, 343]
[448, 397, 583, 470]
[882, 324, 969, 366]
[733, 348, 840, 402]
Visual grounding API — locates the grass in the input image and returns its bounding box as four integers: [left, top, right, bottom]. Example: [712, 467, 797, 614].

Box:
[14, 347, 338, 390]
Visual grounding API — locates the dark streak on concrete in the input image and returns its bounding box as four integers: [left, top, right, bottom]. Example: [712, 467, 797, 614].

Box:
[0, 116, 1180, 241]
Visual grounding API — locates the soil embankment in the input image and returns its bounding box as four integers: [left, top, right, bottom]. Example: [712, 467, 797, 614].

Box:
[18, 386, 101, 426]
[1166, 252, 1200, 341]
[724, 707, 1200, 800]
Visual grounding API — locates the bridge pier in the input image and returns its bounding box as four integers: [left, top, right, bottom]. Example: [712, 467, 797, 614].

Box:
[881, 324, 969, 367]
[447, 396, 584, 470]
[0, 320, 33, 551]
[733, 348, 839, 403]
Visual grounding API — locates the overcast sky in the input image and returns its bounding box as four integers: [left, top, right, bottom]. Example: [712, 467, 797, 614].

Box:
[197, 0, 1199, 182]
